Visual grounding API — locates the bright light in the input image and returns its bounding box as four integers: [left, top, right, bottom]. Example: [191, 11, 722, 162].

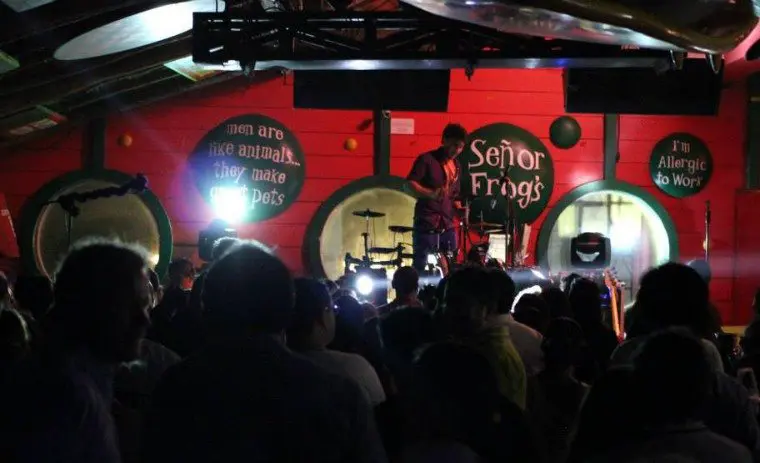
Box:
[210, 186, 246, 223]
[529, 268, 546, 280]
[149, 253, 160, 266]
[355, 274, 374, 296]
[426, 254, 437, 265]
[512, 285, 543, 312]
[610, 222, 639, 252]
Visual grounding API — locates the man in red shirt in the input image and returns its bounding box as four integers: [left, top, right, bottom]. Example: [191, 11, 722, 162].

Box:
[406, 123, 467, 271]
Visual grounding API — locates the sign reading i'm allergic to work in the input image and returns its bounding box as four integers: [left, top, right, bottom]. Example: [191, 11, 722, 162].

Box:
[649, 133, 712, 198]
[189, 114, 306, 222]
[461, 123, 555, 225]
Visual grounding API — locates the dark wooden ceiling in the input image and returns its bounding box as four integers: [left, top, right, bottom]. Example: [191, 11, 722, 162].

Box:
[0, 0, 394, 147]
[0, 1, 258, 147]
[1, 0, 759, 148]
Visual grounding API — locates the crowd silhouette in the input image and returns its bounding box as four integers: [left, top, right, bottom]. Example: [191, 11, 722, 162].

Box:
[0, 237, 758, 462]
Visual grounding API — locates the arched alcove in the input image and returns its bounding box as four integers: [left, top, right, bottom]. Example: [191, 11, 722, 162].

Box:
[536, 180, 679, 302]
[303, 175, 415, 280]
[18, 170, 173, 277]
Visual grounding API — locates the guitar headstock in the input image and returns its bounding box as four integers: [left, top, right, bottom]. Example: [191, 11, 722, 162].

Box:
[604, 267, 622, 288]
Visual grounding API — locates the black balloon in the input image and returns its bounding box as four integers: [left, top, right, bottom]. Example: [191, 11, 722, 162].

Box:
[549, 116, 581, 149]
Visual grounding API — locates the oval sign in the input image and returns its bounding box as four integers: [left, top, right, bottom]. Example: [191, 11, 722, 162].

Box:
[649, 133, 712, 198]
[462, 123, 555, 225]
[189, 114, 306, 223]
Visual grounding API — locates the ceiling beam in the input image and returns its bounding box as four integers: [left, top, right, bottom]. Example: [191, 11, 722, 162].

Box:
[0, 35, 192, 119]
[0, 1, 166, 45]
[63, 72, 183, 112]
[0, 34, 188, 94]
[0, 71, 278, 149]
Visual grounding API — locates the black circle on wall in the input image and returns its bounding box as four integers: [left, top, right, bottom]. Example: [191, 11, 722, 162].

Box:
[461, 122, 555, 225]
[189, 114, 306, 223]
[648, 132, 713, 198]
[549, 116, 582, 149]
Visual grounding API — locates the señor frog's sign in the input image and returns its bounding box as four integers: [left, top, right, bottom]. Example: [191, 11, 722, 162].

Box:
[461, 123, 554, 224]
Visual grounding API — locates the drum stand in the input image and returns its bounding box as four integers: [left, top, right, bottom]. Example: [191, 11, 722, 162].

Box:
[458, 197, 472, 261]
[500, 176, 519, 268]
[360, 213, 373, 266]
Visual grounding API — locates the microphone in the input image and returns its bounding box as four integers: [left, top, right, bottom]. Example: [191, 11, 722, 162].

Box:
[490, 167, 510, 209]
[129, 173, 149, 193]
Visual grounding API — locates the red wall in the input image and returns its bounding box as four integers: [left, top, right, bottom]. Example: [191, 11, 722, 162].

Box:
[615, 90, 747, 323]
[0, 129, 83, 220]
[0, 69, 750, 323]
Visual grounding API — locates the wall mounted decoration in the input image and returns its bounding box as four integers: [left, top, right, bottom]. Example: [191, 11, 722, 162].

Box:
[549, 115, 582, 149]
[461, 123, 555, 225]
[189, 114, 306, 223]
[649, 132, 713, 198]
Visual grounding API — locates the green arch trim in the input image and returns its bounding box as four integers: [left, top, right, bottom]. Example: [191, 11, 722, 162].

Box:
[18, 169, 174, 277]
[535, 179, 679, 269]
[303, 175, 411, 278]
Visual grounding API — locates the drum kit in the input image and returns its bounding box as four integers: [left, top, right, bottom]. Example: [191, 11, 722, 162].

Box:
[342, 207, 519, 276]
[343, 209, 416, 274]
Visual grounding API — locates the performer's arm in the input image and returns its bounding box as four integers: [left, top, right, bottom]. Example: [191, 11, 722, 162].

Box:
[406, 180, 439, 199]
[406, 156, 439, 199]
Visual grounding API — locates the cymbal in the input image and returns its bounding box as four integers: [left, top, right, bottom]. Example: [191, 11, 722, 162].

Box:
[352, 209, 385, 218]
[369, 247, 398, 254]
[389, 225, 414, 234]
[484, 229, 509, 235]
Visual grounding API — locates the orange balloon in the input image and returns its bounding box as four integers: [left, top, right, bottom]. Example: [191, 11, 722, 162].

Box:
[118, 133, 133, 147]
[344, 137, 358, 152]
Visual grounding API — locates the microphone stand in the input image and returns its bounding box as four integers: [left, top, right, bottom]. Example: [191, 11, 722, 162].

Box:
[460, 197, 471, 263]
[43, 174, 149, 249]
[704, 200, 711, 262]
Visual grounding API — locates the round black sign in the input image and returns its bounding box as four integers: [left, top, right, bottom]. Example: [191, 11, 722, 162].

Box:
[461, 123, 555, 225]
[649, 133, 713, 198]
[189, 114, 306, 223]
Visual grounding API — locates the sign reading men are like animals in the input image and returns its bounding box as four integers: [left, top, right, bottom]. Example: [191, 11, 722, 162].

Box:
[189, 114, 306, 222]
[649, 133, 713, 198]
[461, 123, 555, 225]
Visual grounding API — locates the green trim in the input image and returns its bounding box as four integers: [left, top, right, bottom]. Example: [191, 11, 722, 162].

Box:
[603, 114, 619, 180]
[373, 109, 391, 176]
[18, 169, 173, 277]
[82, 118, 107, 172]
[302, 175, 410, 278]
[535, 180, 679, 268]
[746, 74, 760, 189]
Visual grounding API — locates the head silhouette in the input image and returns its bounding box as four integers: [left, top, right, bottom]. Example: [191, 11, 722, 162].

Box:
[202, 241, 294, 337]
[634, 262, 711, 336]
[48, 239, 151, 362]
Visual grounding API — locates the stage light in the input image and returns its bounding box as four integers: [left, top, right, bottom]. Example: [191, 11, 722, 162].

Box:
[210, 186, 247, 224]
[355, 274, 374, 296]
[508, 267, 550, 294]
[349, 268, 389, 306]
[426, 254, 437, 265]
[529, 268, 547, 280]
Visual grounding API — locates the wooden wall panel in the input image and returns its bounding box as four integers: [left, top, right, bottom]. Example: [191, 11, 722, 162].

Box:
[0, 69, 749, 322]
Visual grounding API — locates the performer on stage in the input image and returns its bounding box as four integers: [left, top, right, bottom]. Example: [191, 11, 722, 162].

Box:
[405, 123, 467, 271]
